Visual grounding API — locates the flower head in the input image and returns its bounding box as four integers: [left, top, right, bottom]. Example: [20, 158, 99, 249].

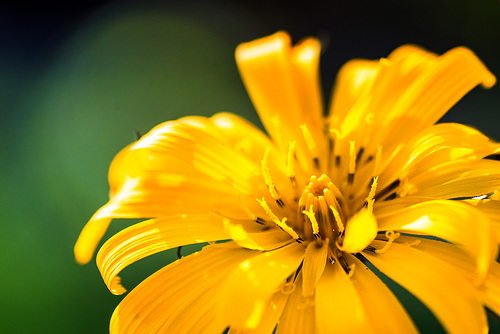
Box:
[76, 31, 500, 333]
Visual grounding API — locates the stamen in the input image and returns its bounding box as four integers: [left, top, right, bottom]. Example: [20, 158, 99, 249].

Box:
[302, 205, 320, 238]
[375, 231, 400, 253]
[256, 197, 301, 241]
[300, 124, 320, 170]
[261, 147, 282, 204]
[348, 140, 356, 184]
[365, 176, 378, 212]
[237, 188, 260, 223]
[329, 205, 344, 234]
[287, 141, 297, 186]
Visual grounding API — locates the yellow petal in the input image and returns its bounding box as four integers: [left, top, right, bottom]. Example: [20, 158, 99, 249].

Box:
[377, 199, 496, 283]
[400, 235, 500, 318]
[219, 242, 305, 329]
[340, 209, 378, 253]
[364, 242, 488, 334]
[315, 261, 374, 334]
[473, 199, 500, 243]
[275, 273, 316, 334]
[235, 31, 325, 170]
[228, 290, 290, 334]
[380, 122, 500, 184]
[372, 46, 495, 153]
[301, 239, 328, 296]
[110, 242, 257, 334]
[97, 214, 230, 294]
[223, 218, 292, 251]
[343, 254, 418, 334]
[75, 113, 274, 264]
[408, 159, 500, 199]
[328, 59, 379, 130]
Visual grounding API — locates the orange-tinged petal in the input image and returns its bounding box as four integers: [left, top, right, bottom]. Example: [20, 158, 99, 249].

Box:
[219, 242, 304, 329]
[110, 242, 257, 334]
[97, 214, 231, 294]
[377, 199, 496, 283]
[315, 261, 374, 334]
[344, 254, 418, 334]
[364, 242, 488, 334]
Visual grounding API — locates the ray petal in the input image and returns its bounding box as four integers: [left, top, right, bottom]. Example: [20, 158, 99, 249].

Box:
[275, 273, 316, 334]
[96, 214, 230, 294]
[75, 114, 271, 264]
[315, 261, 374, 334]
[219, 242, 305, 330]
[364, 242, 488, 334]
[377, 199, 496, 283]
[110, 242, 258, 334]
[343, 254, 418, 334]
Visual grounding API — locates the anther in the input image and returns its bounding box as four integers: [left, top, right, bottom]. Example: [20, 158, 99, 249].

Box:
[257, 198, 301, 241]
[364, 176, 378, 212]
[348, 140, 356, 184]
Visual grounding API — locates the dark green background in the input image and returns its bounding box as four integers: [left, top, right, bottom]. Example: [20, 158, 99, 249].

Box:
[1, 0, 499, 332]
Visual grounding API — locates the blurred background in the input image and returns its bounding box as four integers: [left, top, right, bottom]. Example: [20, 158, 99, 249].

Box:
[1, 0, 499, 332]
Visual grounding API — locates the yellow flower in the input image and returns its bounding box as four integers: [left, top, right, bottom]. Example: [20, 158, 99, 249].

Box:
[75, 31, 500, 333]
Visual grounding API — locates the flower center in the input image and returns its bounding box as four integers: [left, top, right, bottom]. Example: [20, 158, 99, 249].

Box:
[296, 174, 346, 242]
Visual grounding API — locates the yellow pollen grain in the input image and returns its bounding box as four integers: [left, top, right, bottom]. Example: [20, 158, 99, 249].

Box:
[349, 140, 356, 174]
[261, 147, 279, 199]
[302, 204, 320, 235]
[257, 198, 299, 240]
